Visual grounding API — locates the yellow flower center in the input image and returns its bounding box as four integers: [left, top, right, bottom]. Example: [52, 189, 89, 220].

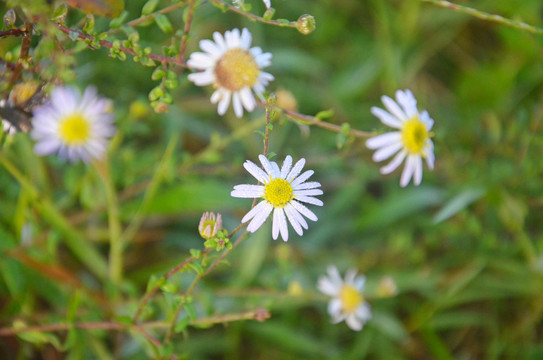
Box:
[401, 116, 430, 155]
[200, 219, 217, 239]
[339, 285, 363, 314]
[264, 178, 294, 208]
[59, 113, 91, 145]
[214, 48, 259, 91]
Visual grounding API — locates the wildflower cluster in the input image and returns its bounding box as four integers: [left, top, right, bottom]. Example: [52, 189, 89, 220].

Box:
[0, 0, 446, 351]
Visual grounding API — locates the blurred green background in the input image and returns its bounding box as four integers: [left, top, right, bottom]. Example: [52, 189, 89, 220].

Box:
[2, 0, 543, 359]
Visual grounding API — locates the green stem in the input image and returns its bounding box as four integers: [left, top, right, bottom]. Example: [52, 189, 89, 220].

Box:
[94, 159, 123, 285]
[420, 0, 543, 36]
[120, 134, 179, 247]
[207, 0, 298, 28]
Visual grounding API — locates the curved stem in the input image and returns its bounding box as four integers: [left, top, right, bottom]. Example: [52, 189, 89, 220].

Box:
[207, 0, 298, 29]
[54, 23, 188, 67]
[258, 100, 373, 138]
[420, 0, 543, 36]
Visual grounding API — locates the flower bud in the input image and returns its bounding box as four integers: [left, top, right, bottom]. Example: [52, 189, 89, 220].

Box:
[198, 211, 223, 240]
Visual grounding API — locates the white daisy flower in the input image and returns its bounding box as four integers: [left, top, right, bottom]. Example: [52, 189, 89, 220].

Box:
[30, 86, 115, 163]
[231, 154, 323, 241]
[317, 265, 371, 331]
[187, 28, 274, 118]
[366, 89, 435, 187]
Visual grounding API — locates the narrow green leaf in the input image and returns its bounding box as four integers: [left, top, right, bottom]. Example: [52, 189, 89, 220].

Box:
[433, 188, 486, 224]
[174, 316, 190, 333]
[109, 10, 128, 29]
[184, 303, 197, 320]
[155, 14, 172, 33]
[315, 109, 334, 119]
[141, 0, 159, 15]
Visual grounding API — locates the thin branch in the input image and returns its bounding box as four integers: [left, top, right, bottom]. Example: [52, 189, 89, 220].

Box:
[179, 0, 198, 61]
[163, 221, 248, 344]
[133, 326, 179, 360]
[207, 0, 298, 29]
[6, 21, 33, 95]
[264, 105, 271, 156]
[0, 309, 270, 336]
[257, 100, 373, 138]
[108, 1, 190, 33]
[132, 247, 213, 323]
[0, 28, 26, 38]
[54, 23, 188, 67]
[420, 0, 543, 36]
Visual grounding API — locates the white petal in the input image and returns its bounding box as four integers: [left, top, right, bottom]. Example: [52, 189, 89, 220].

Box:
[354, 275, 366, 291]
[240, 28, 252, 48]
[366, 132, 401, 150]
[210, 89, 221, 104]
[258, 71, 274, 83]
[293, 181, 321, 190]
[284, 202, 308, 230]
[294, 189, 323, 196]
[345, 269, 358, 284]
[217, 91, 231, 115]
[243, 160, 268, 183]
[345, 314, 363, 331]
[382, 95, 408, 122]
[425, 141, 435, 170]
[420, 110, 434, 130]
[317, 277, 339, 296]
[187, 52, 216, 69]
[34, 139, 60, 155]
[295, 195, 323, 206]
[413, 155, 423, 186]
[231, 184, 265, 198]
[250, 47, 263, 58]
[371, 107, 402, 129]
[400, 155, 417, 187]
[258, 154, 276, 178]
[241, 200, 268, 223]
[327, 265, 343, 285]
[287, 158, 306, 182]
[380, 150, 407, 175]
[187, 70, 214, 86]
[283, 204, 303, 236]
[356, 303, 372, 321]
[372, 141, 403, 162]
[327, 298, 343, 318]
[232, 92, 243, 118]
[246, 201, 273, 232]
[280, 155, 292, 179]
[272, 207, 289, 241]
[239, 87, 256, 112]
[271, 161, 281, 177]
[212, 31, 227, 51]
[291, 200, 318, 221]
[290, 170, 314, 187]
[396, 89, 418, 118]
[199, 39, 222, 57]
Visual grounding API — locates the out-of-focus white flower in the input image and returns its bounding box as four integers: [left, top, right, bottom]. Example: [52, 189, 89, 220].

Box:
[231, 154, 323, 241]
[366, 89, 435, 187]
[30, 86, 115, 163]
[317, 265, 371, 331]
[187, 28, 274, 118]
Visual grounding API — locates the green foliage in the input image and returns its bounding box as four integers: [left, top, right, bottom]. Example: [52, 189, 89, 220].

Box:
[2, 0, 543, 359]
